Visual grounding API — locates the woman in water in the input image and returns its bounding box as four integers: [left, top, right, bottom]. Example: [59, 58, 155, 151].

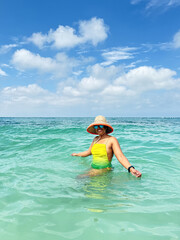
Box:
[72, 115, 142, 178]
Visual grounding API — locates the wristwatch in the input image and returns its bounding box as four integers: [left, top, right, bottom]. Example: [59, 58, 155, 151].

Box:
[128, 166, 135, 173]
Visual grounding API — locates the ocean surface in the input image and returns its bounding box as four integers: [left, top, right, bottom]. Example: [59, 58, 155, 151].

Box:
[0, 117, 180, 240]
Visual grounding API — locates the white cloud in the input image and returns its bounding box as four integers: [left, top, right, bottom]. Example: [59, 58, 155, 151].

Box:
[0, 44, 18, 54]
[1, 65, 180, 116]
[61, 65, 180, 100]
[12, 49, 57, 72]
[79, 76, 105, 92]
[0, 68, 7, 76]
[101, 47, 136, 66]
[142, 29, 180, 50]
[49, 26, 81, 49]
[115, 66, 180, 92]
[28, 32, 48, 49]
[172, 30, 180, 48]
[131, 0, 180, 10]
[60, 65, 180, 102]
[11, 49, 78, 78]
[2, 84, 49, 103]
[62, 76, 106, 97]
[131, 0, 142, 4]
[0, 83, 88, 117]
[61, 64, 121, 97]
[78, 17, 108, 46]
[101, 85, 134, 97]
[27, 17, 108, 49]
[0, 84, 81, 108]
[63, 86, 82, 97]
[131, 0, 180, 8]
[88, 63, 121, 80]
[1, 64, 11, 68]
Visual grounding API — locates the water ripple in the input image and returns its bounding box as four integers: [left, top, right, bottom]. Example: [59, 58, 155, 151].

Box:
[0, 117, 180, 240]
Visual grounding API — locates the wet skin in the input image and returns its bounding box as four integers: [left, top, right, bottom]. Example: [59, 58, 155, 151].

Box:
[72, 126, 142, 178]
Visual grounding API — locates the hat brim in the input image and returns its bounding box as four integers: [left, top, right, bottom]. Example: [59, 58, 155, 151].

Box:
[87, 123, 113, 135]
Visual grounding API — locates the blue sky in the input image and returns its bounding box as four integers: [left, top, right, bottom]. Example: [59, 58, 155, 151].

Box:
[0, 0, 180, 117]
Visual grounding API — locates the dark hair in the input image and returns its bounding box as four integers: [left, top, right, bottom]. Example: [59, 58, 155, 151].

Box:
[104, 126, 108, 132]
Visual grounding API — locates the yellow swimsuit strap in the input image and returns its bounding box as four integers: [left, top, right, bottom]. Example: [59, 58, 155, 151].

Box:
[93, 136, 110, 145]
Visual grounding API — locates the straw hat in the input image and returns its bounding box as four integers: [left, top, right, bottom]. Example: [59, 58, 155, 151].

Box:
[87, 115, 113, 135]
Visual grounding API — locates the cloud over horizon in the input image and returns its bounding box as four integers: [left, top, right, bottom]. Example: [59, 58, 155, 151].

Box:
[1, 64, 179, 116]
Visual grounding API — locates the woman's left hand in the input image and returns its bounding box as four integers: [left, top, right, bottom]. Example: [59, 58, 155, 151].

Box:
[130, 168, 142, 178]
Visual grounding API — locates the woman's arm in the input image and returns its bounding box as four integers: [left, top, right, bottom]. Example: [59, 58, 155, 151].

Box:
[71, 139, 95, 157]
[71, 150, 91, 157]
[112, 137, 142, 177]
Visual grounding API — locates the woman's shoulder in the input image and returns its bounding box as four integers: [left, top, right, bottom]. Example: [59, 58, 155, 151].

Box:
[108, 135, 118, 142]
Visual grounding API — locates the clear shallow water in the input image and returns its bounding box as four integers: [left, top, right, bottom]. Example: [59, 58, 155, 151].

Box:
[0, 117, 180, 240]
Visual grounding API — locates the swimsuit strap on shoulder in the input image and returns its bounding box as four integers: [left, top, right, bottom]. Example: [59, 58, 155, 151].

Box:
[93, 137, 101, 145]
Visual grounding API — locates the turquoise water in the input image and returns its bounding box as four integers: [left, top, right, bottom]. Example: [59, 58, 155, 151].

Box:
[0, 117, 180, 240]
